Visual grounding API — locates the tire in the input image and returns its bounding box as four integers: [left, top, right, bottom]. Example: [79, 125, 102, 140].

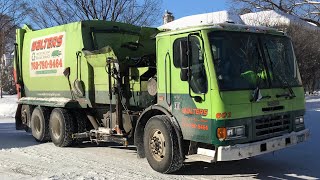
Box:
[71, 110, 87, 133]
[143, 115, 183, 173]
[31, 106, 51, 142]
[49, 108, 75, 147]
[21, 105, 34, 132]
[71, 110, 88, 144]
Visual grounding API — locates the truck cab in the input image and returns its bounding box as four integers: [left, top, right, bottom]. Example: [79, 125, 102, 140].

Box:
[148, 22, 309, 162]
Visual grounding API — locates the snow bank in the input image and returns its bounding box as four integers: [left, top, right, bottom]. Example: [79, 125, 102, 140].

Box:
[305, 95, 320, 111]
[0, 95, 18, 118]
[241, 10, 319, 31]
[158, 10, 244, 30]
[306, 97, 320, 103]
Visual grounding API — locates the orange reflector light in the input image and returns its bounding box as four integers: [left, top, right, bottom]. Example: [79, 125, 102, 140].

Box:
[217, 127, 227, 141]
[216, 113, 222, 119]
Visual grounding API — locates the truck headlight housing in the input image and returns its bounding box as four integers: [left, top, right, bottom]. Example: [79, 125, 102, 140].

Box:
[217, 126, 246, 141]
[227, 126, 245, 139]
[295, 116, 304, 125]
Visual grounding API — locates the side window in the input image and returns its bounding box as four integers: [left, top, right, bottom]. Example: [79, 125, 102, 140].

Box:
[173, 38, 186, 68]
[173, 36, 208, 94]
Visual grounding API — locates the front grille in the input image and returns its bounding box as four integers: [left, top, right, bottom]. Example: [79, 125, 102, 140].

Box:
[255, 115, 290, 138]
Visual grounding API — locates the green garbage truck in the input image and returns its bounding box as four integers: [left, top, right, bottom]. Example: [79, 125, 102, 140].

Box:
[14, 18, 309, 173]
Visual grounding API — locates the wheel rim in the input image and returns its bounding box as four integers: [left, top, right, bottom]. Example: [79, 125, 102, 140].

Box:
[149, 129, 166, 161]
[33, 116, 41, 133]
[52, 118, 61, 139]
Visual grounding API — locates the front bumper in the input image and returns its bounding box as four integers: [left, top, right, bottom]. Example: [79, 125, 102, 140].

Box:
[188, 129, 310, 163]
[217, 129, 310, 161]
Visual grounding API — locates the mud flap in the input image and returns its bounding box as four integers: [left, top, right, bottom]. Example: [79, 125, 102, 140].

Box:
[15, 104, 23, 130]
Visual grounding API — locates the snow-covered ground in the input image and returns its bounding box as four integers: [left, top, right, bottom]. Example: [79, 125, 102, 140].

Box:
[0, 95, 319, 179]
[0, 95, 18, 118]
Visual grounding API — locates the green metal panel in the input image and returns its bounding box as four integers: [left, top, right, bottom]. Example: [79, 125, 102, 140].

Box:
[20, 22, 84, 100]
[156, 30, 215, 144]
[16, 20, 158, 108]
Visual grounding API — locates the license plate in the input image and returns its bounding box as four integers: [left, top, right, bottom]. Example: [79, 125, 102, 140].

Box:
[297, 134, 305, 143]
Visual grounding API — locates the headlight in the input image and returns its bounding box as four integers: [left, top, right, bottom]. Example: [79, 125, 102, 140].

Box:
[295, 116, 304, 125]
[227, 126, 245, 139]
[217, 126, 246, 141]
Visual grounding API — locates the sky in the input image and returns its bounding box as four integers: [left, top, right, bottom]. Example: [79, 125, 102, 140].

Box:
[162, 0, 229, 20]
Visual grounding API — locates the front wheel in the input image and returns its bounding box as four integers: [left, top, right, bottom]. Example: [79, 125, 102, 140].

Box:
[143, 115, 183, 173]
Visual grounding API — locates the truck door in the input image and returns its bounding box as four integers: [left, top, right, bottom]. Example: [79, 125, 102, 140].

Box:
[169, 33, 213, 143]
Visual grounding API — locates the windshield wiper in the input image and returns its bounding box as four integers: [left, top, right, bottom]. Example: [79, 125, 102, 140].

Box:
[276, 80, 296, 99]
[251, 87, 271, 102]
[251, 42, 271, 102]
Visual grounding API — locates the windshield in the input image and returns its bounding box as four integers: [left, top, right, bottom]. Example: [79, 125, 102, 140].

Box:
[262, 35, 302, 88]
[209, 31, 302, 91]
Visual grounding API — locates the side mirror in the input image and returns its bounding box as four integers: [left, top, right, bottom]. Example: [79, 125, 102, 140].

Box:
[63, 67, 70, 78]
[179, 41, 189, 81]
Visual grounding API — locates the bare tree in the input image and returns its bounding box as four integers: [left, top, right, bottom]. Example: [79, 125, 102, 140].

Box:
[0, 0, 30, 97]
[29, 0, 163, 29]
[28, 0, 78, 28]
[229, 0, 320, 27]
[287, 24, 320, 93]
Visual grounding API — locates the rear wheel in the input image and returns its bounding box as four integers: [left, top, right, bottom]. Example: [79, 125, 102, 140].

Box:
[49, 108, 75, 147]
[31, 106, 50, 142]
[143, 115, 183, 173]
